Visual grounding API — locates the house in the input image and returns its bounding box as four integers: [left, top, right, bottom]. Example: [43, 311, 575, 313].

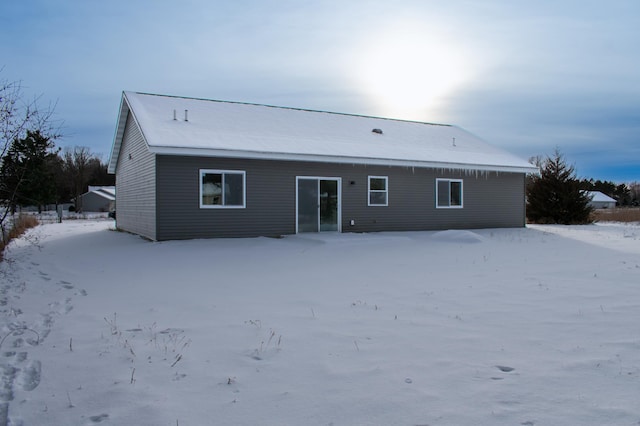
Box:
[587, 191, 617, 209]
[107, 92, 538, 241]
[78, 186, 116, 212]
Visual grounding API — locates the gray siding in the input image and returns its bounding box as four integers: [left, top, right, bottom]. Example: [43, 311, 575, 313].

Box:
[115, 113, 157, 240]
[79, 193, 113, 212]
[155, 156, 526, 240]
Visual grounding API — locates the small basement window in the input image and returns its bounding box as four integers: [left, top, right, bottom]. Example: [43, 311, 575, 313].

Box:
[436, 178, 463, 208]
[200, 169, 246, 208]
[368, 176, 388, 206]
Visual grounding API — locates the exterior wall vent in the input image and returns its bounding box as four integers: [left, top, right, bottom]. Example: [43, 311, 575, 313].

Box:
[372, 128, 383, 134]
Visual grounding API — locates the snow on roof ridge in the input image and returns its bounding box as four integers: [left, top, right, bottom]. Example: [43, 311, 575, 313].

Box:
[127, 91, 453, 128]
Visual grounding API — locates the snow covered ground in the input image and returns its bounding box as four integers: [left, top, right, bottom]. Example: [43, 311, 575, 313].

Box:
[1, 220, 639, 425]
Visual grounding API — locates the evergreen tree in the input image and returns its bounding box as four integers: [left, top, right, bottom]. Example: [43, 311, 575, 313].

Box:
[0, 130, 59, 212]
[526, 150, 593, 224]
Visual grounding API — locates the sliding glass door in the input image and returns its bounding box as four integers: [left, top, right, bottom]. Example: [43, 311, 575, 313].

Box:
[296, 177, 341, 233]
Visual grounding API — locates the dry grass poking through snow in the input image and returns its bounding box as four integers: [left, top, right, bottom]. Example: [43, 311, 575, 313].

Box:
[592, 207, 640, 223]
[0, 215, 39, 261]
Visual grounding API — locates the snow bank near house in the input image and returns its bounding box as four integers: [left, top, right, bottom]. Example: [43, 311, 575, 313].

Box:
[1, 221, 639, 425]
[430, 229, 486, 243]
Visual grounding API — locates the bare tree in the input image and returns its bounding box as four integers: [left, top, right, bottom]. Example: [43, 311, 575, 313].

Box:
[62, 146, 92, 211]
[629, 181, 640, 206]
[0, 71, 61, 241]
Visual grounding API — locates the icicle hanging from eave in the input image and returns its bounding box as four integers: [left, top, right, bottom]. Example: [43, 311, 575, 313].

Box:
[433, 167, 499, 179]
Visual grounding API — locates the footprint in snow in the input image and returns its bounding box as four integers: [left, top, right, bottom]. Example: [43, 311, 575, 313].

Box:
[0, 364, 17, 402]
[49, 299, 73, 315]
[17, 360, 41, 391]
[13, 352, 27, 363]
[88, 413, 109, 423]
[496, 365, 515, 372]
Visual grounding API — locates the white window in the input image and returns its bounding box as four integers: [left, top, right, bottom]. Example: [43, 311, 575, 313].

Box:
[436, 178, 463, 208]
[368, 176, 388, 206]
[200, 169, 246, 208]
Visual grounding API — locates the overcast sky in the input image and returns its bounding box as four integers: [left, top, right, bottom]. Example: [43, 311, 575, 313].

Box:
[2, 1, 639, 182]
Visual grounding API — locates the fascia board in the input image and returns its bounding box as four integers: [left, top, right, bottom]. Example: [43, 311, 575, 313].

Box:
[107, 92, 153, 174]
[150, 146, 539, 174]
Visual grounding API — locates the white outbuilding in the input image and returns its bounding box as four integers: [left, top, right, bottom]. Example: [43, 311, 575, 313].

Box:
[587, 191, 616, 209]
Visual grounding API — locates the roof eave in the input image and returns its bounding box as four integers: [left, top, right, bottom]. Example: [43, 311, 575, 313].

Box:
[107, 93, 131, 174]
[150, 146, 539, 174]
[108, 92, 152, 174]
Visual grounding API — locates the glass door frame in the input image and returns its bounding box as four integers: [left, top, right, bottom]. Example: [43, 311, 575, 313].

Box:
[295, 176, 342, 234]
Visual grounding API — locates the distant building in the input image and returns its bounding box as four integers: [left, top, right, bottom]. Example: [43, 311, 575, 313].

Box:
[587, 191, 616, 209]
[78, 186, 115, 212]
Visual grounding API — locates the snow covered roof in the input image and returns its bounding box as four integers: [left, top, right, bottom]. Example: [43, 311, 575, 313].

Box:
[82, 186, 116, 201]
[587, 191, 616, 203]
[108, 91, 537, 174]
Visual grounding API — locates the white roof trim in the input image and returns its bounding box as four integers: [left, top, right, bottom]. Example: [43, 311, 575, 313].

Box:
[150, 145, 536, 174]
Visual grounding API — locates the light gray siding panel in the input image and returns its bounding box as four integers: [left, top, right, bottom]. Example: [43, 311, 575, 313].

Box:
[115, 113, 157, 240]
[79, 193, 113, 212]
[155, 156, 526, 240]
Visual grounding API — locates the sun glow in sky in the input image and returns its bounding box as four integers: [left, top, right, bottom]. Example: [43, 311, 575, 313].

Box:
[2, 1, 639, 182]
[356, 24, 473, 121]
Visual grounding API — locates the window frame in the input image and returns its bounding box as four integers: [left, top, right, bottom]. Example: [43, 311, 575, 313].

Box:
[435, 178, 463, 209]
[199, 169, 246, 209]
[368, 175, 389, 206]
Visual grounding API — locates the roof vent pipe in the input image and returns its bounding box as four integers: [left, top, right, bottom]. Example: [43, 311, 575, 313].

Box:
[173, 110, 177, 120]
[184, 109, 189, 122]
[372, 128, 383, 134]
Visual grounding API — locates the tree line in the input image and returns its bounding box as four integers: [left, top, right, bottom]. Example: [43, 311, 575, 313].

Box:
[1, 73, 114, 242]
[1, 130, 114, 213]
[577, 178, 638, 207]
